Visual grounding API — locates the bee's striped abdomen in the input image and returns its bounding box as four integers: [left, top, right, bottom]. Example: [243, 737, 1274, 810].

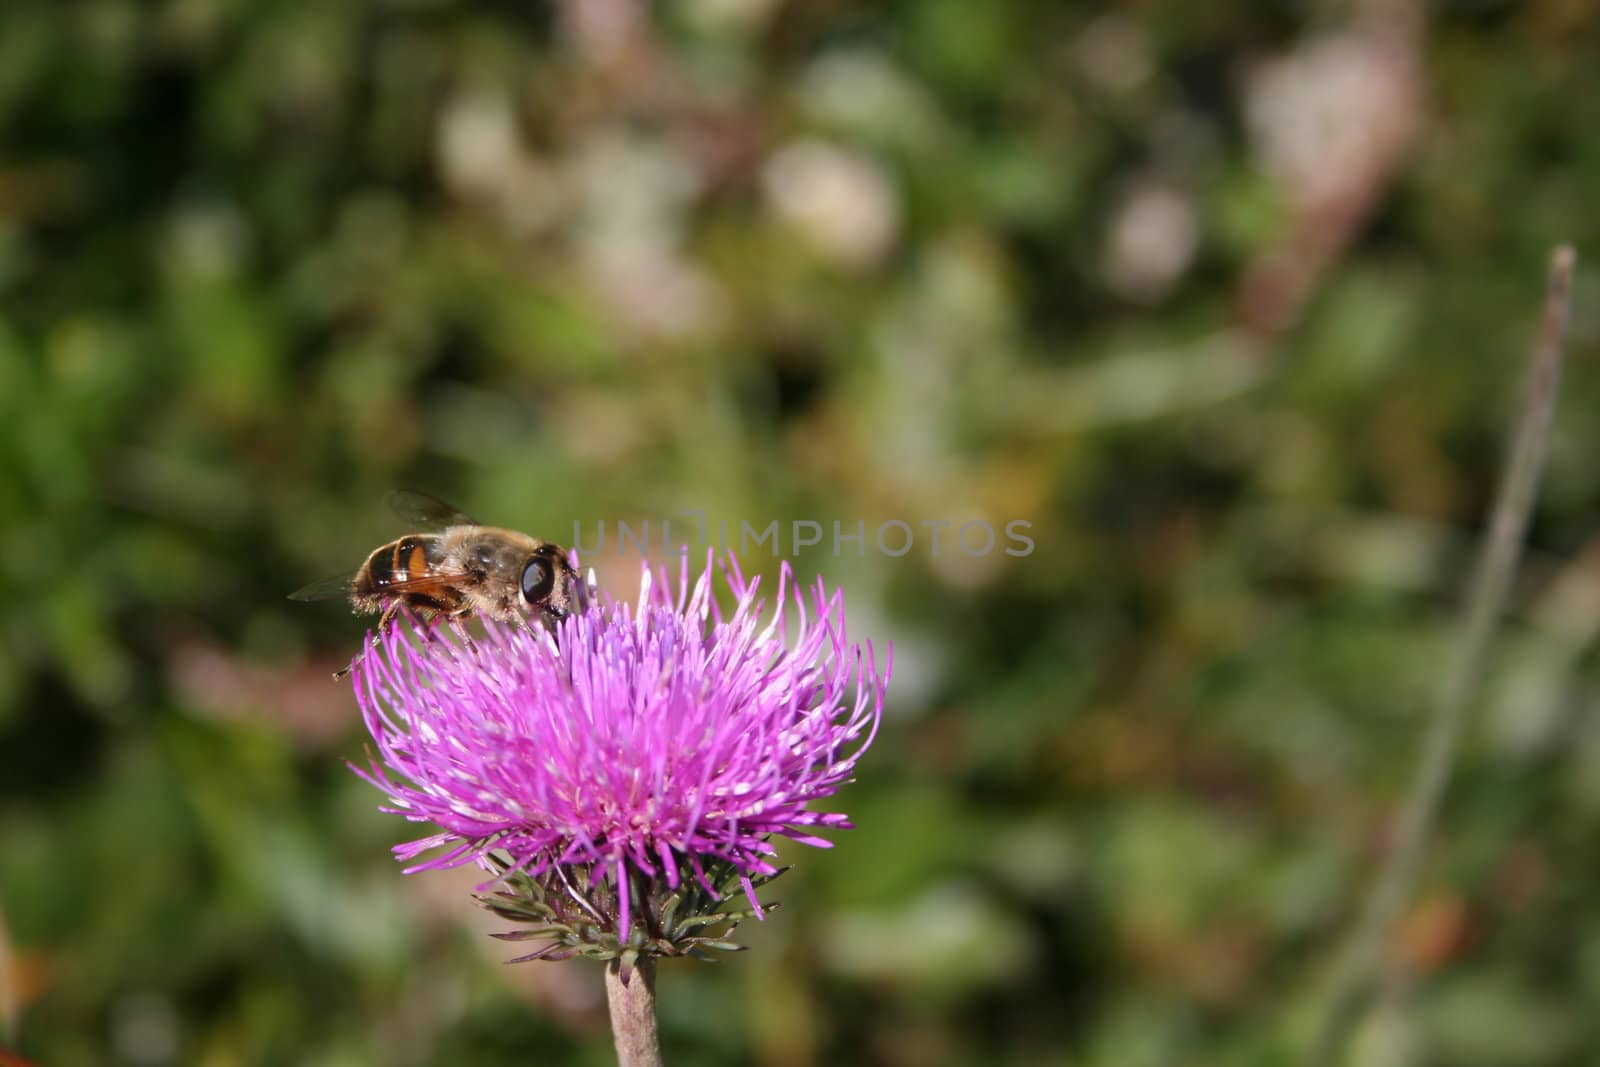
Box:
[356, 535, 440, 595]
[396, 536, 433, 582]
[348, 532, 468, 618]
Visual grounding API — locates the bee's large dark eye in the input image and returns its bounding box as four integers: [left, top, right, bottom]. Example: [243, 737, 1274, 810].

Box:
[520, 557, 555, 604]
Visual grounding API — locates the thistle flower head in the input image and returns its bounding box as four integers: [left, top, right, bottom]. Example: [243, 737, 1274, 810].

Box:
[350, 551, 889, 961]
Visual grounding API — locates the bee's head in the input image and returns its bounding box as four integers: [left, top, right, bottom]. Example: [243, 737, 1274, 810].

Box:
[519, 544, 581, 619]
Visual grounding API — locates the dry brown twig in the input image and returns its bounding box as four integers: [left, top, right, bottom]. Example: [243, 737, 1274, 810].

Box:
[1313, 245, 1578, 1064]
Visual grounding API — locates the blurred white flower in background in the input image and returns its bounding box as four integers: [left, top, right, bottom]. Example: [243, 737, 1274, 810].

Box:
[763, 139, 901, 268]
[437, 89, 519, 200]
[575, 130, 724, 339]
[1245, 31, 1420, 213]
[1236, 17, 1422, 333]
[437, 89, 565, 236]
[1102, 180, 1199, 304]
[439, 86, 724, 339]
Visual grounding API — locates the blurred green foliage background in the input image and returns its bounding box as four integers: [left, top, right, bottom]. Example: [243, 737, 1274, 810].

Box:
[3, 0, 1599, 1064]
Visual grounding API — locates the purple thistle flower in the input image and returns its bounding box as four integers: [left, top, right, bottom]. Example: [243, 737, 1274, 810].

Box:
[349, 551, 889, 952]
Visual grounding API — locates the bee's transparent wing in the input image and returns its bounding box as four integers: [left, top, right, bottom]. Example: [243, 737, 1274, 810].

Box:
[288, 572, 358, 602]
[387, 490, 477, 529]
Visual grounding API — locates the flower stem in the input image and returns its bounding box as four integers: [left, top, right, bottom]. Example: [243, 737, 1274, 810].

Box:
[605, 957, 662, 1067]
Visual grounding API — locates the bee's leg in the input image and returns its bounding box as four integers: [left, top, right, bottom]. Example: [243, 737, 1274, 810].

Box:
[370, 603, 403, 652]
[528, 609, 564, 650]
[431, 613, 477, 664]
[447, 612, 476, 650]
[334, 604, 400, 680]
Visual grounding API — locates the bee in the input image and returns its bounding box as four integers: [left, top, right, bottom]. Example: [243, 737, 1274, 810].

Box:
[290, 491, 583, 674]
